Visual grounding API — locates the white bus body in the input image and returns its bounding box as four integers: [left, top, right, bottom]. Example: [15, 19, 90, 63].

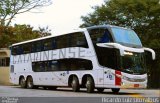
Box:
[10, 25, 155, 93]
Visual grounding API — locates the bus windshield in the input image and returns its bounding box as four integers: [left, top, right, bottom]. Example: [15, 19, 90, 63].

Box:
[111, 27, 142, 48]
[121, 52, 146, 74]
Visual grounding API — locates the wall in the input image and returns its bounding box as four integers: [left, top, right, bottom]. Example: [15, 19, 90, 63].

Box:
[0, 67, 10, 85]
[0, 49, 11, 85]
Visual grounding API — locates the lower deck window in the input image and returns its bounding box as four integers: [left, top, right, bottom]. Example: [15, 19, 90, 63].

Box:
[32, 58, 93, 72]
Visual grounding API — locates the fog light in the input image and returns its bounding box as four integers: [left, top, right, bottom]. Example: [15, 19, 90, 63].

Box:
[121, 82, 124, 85]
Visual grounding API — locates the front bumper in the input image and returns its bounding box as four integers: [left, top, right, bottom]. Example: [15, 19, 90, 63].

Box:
[120, 80, 147, 89]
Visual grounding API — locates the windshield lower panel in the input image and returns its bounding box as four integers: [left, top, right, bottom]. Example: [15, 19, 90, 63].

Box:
[121, 52, 146, 75]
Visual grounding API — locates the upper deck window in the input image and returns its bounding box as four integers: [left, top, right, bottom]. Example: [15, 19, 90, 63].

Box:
[88, 28, 113, 44]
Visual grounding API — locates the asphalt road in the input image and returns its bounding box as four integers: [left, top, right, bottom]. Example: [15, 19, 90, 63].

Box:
[0, 86, 159, 103]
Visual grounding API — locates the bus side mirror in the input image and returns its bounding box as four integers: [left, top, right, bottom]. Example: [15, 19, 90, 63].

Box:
[143, 47, 155, 60]
[145, 51, 153, 64]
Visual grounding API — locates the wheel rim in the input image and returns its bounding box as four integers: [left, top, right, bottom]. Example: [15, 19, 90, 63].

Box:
[86, 80, 90, 88]
[28, 82, 32, 88]
[27, 78, 33, 88]
[20, 78, 25, 87]
[72, 79, 76, 88]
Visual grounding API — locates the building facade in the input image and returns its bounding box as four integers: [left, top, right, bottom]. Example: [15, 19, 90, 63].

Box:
[0, 48, 10, 85]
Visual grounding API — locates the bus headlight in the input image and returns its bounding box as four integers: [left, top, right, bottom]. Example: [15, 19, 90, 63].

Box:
[122, 76, 134, 82]
[122, 76, 146, 82]
[122, 76, 134, 81]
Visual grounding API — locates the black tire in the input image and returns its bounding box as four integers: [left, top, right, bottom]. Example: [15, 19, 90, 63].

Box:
[86, 76, 94, 93]
[97, 88, 104, 93]
[48, 86, 57, 90]
[43, 86, 48, 90]
[33, 86, 38, 89]
[19, 77, 26, 88]
[26, 77, 34, 89]
[111, 88, 120, 93]
[71, 76, 80, 92]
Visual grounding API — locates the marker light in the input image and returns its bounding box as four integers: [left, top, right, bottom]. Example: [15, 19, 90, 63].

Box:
[124, 51, 133, 55]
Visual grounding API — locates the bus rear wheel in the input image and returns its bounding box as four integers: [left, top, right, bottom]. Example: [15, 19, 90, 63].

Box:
[111, 88, 120, 93]
[20, 77, 26, 88]
[71, 76, 80, 92]
[26, 77, 34, 89]
[86, 76, 94, 93]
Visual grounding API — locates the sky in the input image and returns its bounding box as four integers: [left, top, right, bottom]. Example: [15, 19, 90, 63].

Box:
[12, 0, 104, 35]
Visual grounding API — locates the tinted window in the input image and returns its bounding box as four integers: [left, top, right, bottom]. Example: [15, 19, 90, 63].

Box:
[48, 61, 59, 71]
[32, 62, 44, 72]
[32, 59, 93, 72]
[96, 48, 120, 69]
[52, 38, 57, 49]
[35, 41, 42, 52]
[23, 43, 31, 54]
[56, 35, 68, 49]
[32, 61, 59, 72]
[69, 32, 88, 48]
[43, 38, 52, 50]
[17, 45, 23, 54]
[12, 45, 23, 55]
[11, 32, 88, 55]
[88, 28, 119, 70]
[31, 42, 36, 52]
[11, 46, 18, 55]
[65, 59, 92, 70]
[89, 29, 113, 44]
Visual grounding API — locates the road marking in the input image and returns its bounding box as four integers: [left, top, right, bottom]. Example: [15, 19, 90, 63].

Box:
[130, 94, 153, 103]
[130, 94, 144, 98]
[155, 90, 160, 96]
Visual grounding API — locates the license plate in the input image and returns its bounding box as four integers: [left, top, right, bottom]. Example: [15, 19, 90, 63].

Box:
[134, 84, 139, 87]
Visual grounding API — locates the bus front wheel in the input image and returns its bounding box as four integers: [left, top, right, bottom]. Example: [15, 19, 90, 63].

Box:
[86, 76, 94, 93]
[97, 88, 104, 93]
[71, 76, 80, 92]
[111, 88, 120, 93]
[48, 86, 57, 90]
[26, 77, 34, 89]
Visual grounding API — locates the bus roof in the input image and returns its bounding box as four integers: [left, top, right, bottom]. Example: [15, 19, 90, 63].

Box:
[11, 25, 129, 47]
[86, 25, 129, 30]
[11, 28, 86, 46]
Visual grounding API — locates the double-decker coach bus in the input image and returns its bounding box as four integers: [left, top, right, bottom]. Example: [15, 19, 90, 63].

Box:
[10, 25, 155, 93]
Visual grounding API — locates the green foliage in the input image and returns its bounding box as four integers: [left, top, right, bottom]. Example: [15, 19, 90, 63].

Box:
[81, 0, 160, 50]
[0, 0, 52, 26]
[0, 24, 51, 48]
[38, 26, 52, 37]
[81, 0, 160, 48]
[81, 0, 160, 88]
[13, 24, 40, 42]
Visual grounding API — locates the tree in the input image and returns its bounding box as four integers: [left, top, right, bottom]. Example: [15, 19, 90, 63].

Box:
[81, 0, 160, 88]
[0, 24, 51, 48]
[0, 0, 52, 26]
[38, 26, 52, 37]
[81, 0, 160, 48]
